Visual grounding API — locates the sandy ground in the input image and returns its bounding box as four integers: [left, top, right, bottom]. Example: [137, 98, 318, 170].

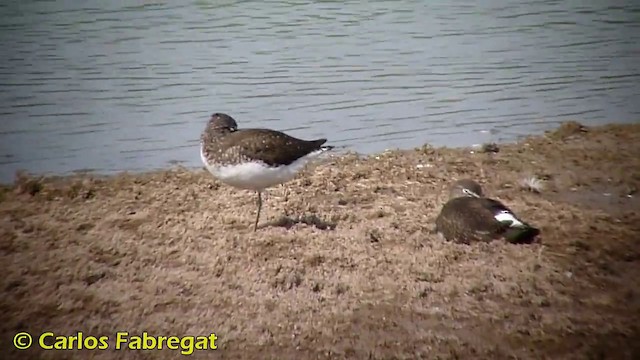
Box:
[1, 121, 639, 360]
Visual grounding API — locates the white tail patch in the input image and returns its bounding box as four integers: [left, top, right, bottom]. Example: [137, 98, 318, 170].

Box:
[494, 210, 525, 227]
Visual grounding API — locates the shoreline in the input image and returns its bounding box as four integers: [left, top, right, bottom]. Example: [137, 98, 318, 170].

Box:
[4, 121, 640, 216]
[1, 119, 633, 187]
[1, 121, 640, 359]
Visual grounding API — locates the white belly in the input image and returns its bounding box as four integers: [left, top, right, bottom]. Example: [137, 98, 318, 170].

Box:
[200, 146, 325, 191]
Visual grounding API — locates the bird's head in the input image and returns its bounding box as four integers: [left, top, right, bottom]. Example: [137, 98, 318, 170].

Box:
[207, 113, 238, 132]
[448, 178, 483, 199]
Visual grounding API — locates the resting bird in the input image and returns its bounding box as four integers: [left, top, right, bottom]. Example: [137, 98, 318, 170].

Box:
[434, 179, 540, 244]
[200, 112, 334, 231]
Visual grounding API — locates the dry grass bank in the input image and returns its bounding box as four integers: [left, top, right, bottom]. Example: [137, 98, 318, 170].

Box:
[1, 122, 639, 359]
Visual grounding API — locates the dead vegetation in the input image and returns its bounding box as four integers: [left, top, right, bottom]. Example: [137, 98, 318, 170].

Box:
[0, 122, 639, 359]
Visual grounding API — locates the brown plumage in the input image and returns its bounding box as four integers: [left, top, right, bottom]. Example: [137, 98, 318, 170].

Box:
[201, 113, 331, 168]
[200, 113, 334, 231]
[435, 179, 540, 244]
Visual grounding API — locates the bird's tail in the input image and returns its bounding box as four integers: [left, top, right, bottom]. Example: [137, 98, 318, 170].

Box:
[309, 138, 334, 153]
[503, 225, 540, 244]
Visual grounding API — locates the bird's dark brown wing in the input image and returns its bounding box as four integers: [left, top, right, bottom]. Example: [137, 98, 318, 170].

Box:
[219, 129, 327, 167]
[477, 198, 540, 244]
[435, 197, 510, 244]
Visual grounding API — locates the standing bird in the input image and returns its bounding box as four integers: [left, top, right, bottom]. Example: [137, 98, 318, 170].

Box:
[434, 179, 540, 244]
[200, 113, 334, 231]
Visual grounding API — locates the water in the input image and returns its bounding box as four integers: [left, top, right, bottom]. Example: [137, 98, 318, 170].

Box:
[1, 0, 639, 183]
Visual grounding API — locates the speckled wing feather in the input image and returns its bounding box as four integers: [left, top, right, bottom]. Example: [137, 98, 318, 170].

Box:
[207, 129, 328, 167]
[435, 197, 511, 244]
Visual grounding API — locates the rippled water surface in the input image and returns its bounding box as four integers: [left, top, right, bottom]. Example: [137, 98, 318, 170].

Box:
[1, 0, 639, 182]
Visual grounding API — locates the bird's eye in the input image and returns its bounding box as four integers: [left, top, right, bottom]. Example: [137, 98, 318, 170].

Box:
[463, 188, 479, 197]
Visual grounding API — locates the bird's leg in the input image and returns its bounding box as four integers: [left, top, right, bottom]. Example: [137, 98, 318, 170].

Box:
[254, 191, 262, 232]
[281, 184, 290, 216]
